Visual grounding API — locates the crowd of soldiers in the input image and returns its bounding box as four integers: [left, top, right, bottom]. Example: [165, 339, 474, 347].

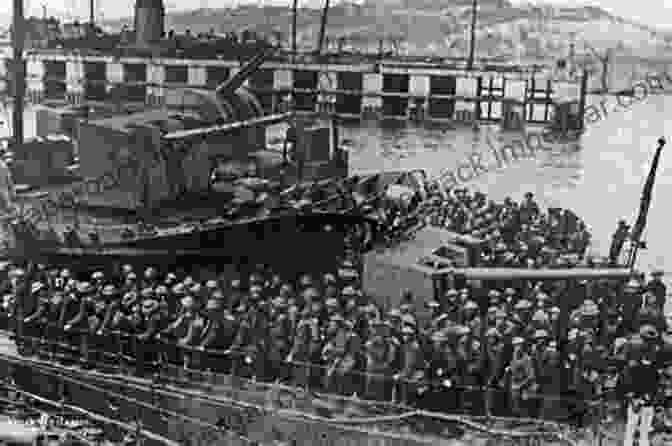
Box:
[1, 190, 671, 430]
[422, 189, 592, 266]
[374, 183, 592, 268]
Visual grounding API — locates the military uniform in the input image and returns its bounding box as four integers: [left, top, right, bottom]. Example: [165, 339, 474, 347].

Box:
[85, 299, 108, 368]
[63, 283, 96, 364]
[646, 272, 666, 313]
[462, 341, 486, 415]
[364, 330, 394, 401]
[423, 335, 462, 413]
[178, 306, 207, 370]
[287, 319, 313, 388]
[136, 299, 162, 376]
[395, 328, 425, 405]
[333, 330, 364, 396]
[485, 334, 510, 416]
[200, 303, 238, 373]
[509, 339, 536, 417]
[322, 316, 349, 392]
[266, 313, 291, 382]
[22, 283, 49, 355]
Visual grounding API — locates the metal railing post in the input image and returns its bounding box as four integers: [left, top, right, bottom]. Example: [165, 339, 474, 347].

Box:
[80, 330, 89, 368]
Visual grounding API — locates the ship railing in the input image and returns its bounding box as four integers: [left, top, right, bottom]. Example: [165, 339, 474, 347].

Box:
[11, 320, 627, 428]
[9, 326, 595, 446]
[3, 336, 583, 446]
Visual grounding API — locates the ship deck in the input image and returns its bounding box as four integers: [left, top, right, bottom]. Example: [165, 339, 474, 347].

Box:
[12, 172, 363, 252]
[0, 333, 634, 446]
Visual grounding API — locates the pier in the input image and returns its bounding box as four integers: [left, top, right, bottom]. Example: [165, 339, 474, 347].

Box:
[0, 51, 586, 128]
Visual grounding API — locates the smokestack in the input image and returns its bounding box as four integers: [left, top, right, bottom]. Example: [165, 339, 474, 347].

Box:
[134, 0, 164, 46]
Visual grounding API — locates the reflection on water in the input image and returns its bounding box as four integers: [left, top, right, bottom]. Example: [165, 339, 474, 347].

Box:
[6, 97, 672, 274]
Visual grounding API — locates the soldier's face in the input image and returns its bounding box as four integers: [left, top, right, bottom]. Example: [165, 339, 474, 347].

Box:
[326, 322, 338, 335]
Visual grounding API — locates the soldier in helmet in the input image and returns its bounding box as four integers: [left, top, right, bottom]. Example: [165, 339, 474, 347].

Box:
[265, 299, 291, 381]
[646, 270, 666, 314]
[287, 317, 313, 388]
[621, 326, 662, 446]
[43, 290, 65, 358]
[421, 330, 461, 413]
[142, 267, 159, 290]
[200, 293, 238, 373]
[364, 319, 395, 401]
[622, 278, 643, 333]
[53, 268, 70, 291]
[485, 327, 510, 416]
[86, 296, 109, 369]
[227, 279, 244, 311]
[178, 297, 207, 370]
[22, 282, 49, 356]
[394, 324, 425, 405]
[333, 323, 364, 396]
[537, 341, 566, 420]
[121, 271, 139, 296]
[63, 282, 97, 363]
[135, 298, 162, 376]
[508, 336, 536, 417]
[160, 294, 197, 365]
[463, 336, 487, 415]
[97, 285, 120, 334]
[91, 271, 105, 293]
[161, 292, 196, 339]
[322, 314, 349, 392]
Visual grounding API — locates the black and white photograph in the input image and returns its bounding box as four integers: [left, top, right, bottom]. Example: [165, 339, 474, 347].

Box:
[0, 0, 669, 445]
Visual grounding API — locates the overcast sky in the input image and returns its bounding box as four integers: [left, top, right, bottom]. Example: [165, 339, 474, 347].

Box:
[7, 0, 672, 29]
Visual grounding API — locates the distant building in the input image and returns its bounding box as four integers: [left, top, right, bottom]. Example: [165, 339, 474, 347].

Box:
[62, 21, 88, 40]
[20, 17, 61, 48]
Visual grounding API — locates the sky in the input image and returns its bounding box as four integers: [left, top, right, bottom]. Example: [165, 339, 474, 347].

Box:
[2, 0, 672, 29]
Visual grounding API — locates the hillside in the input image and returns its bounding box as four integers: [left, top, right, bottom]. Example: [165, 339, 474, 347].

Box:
[98, 1, 672, 61]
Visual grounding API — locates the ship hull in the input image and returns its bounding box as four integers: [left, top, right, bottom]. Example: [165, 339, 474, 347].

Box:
[0, 335, 436, 446]
[10, 212, 379, 274]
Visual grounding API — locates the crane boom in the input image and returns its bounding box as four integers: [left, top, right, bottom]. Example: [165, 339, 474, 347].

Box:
[316, 0, 330, 55]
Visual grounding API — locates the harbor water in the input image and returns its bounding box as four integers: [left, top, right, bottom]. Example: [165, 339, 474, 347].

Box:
[342, 94, 672, 277]
[1, 95, 669, 274]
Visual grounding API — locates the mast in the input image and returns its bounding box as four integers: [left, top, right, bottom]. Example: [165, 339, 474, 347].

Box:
[11, 0, 24, 147]
[291, 0, 298, 60]
[316, 0, 330, 55]
[90, 0, 95, 29]
[467, 0, 477, 70]
[627, 137, 665, 268]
